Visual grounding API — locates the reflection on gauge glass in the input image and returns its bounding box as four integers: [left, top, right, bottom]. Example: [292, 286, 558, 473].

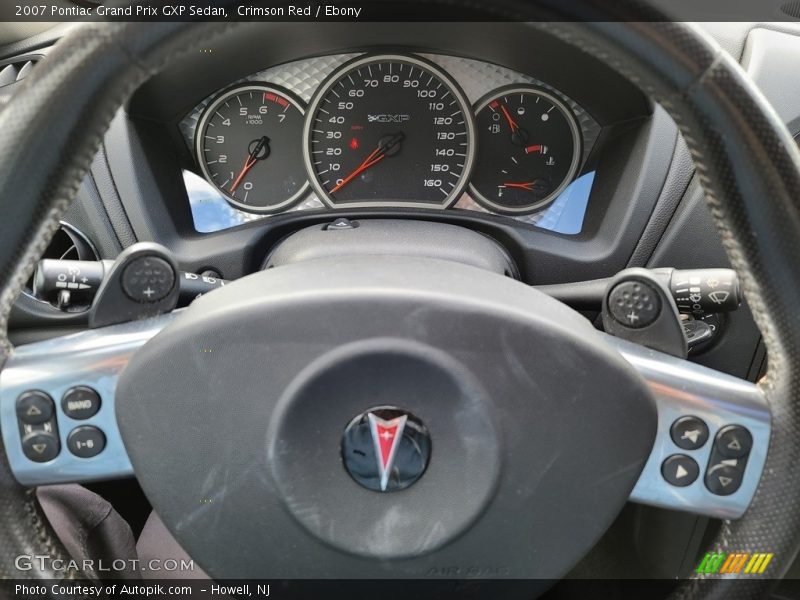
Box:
[196, 84, 309, 213]
[304, 54, 475, 209]
[469, 86, 581, 215]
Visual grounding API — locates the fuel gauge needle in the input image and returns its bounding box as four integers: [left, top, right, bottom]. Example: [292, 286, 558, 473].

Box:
[229, 136, 270, 193]
[501, 182, 537, 191]
[500, 104, 520, 133]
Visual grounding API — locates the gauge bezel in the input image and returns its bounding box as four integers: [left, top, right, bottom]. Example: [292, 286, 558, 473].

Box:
[195, 83, 311, 214]
[468, 85, 583, 216]
[303, 53, 477, 210]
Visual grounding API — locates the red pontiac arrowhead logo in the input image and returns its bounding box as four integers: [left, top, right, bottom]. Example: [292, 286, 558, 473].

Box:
[368, 413, 408, 491]
[342, 407, 431, 492]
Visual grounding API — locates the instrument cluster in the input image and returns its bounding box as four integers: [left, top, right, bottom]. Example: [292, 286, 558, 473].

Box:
[180, 52, 601, 233]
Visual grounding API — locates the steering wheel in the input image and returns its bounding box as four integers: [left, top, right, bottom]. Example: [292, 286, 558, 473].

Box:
[1, 4, 799, 598]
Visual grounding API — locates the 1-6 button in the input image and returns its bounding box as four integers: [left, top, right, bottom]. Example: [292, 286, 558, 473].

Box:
[61, 386, 101, 420]
[67, 426, 106, 458]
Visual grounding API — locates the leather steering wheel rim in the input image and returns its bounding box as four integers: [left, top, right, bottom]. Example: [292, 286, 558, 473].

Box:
[0, 6, 799, 599]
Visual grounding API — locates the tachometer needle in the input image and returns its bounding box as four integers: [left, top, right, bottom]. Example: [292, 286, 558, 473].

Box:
[229, 136, 270, 193]
[330, 132, 405, 194]
[500, 104, 520, 133]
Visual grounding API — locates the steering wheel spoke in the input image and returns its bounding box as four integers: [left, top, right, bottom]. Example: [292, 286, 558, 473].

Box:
[0, 313, 174, 486]
[1, 304, 771, 529]
[606, 334, 770, 519]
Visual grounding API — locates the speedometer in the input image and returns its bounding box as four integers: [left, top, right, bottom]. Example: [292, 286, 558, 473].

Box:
[303, 54, 475, 209]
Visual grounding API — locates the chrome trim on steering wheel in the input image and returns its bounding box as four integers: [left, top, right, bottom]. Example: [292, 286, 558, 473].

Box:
[0, 314, 175, 486]
[1, 315, 770, 524]
[607, 334, 770, 519]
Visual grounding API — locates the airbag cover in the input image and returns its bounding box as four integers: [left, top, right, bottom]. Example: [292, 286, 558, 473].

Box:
[116, 256, 656, 579]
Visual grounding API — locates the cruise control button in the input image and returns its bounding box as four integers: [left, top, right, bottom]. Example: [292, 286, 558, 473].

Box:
[61, 386, 101, 420]
[16, 391, 54, 425]
[22, 432, 60, 462]
[661, 454, 699, 487]
[716, 425, 752, 458]
[67, 426, 106, 458]
[670, 416, 709, 450]
[705, 463, 744, 495]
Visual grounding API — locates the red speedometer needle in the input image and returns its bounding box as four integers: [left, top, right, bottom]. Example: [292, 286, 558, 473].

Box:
[230, 136, 269, 193]
[502, 182, 537, 191]
[500, 104, 520, 133]
[330, 132, 405, 194]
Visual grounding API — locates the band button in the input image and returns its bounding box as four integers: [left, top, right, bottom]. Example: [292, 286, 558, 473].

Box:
[61, 386, 101, 420]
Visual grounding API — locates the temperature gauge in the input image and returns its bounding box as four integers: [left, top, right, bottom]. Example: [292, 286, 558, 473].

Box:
[469, 86, 581, 215]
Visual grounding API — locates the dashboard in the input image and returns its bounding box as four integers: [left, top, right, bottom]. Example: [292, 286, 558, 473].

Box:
[0, 20, 685, 299]
[80, 21, 672, 288]
[179, 52, 600, 234]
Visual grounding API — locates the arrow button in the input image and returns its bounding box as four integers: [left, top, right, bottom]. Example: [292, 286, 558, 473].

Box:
[16, 391, 54, 425]
[662, 454, 699, 487]
[705, 463, 744, 496]
[22, 432, 60, 463]
[716, 425, 752, 459]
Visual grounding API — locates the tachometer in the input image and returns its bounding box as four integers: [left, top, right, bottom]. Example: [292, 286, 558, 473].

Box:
[196, 84, 309, 213]
[304, 54, 475, 209]
[469, 86, 581, 215]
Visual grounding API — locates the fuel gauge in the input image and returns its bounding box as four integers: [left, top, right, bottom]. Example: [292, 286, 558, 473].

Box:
[469, 86, 581, 215]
